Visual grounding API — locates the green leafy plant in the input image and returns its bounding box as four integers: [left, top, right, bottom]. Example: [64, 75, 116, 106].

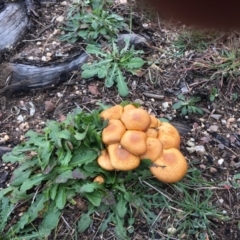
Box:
[209, 87, 218, 101]
[0, 106, 228, 239]
[59, 6, 127, 43]
[81, 39, 146, 96]
[172, 94, 203, 115]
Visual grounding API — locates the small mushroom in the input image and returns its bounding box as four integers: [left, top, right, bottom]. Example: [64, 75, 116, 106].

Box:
[140, 138, 163, 162]
[100, 105, 123, 120]
[108, 144, 140, 171]
[150, 148, 188, 183]
[157, 122, 181, 149]
[97, 149, 115, 171]
[120, 130, 147, 155]
[120, 108, 151, 131]
[93, 176, 105, 184]
[102, 119, 126, 145]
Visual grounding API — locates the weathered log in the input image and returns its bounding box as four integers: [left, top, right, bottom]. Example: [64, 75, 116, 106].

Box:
[0, 3, 29, 51]
[0, 53, 89, 95]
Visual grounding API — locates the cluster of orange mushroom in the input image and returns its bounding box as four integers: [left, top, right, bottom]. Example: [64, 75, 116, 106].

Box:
[97, 104, 188, 183]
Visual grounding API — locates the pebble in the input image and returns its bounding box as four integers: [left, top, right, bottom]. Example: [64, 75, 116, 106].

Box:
[218, 158, 224, 165]
[194, 145, 206, 155]
[167, 227, 177, 235]
[19, 122, 30, 132]
[221, 119, 227, 125]
[36, 42, 42, 46]
[210, 114, 222, 120]
[60, 1, 67, 5]
[227, 117, 236, 123]
[208, 125, 219, 132]
[209, 167, 217, 173]
[218, 199, 224, 204]
[56, 16, 64, 22]
[162, 102, 169, 109]
[186, 139, 195, 147]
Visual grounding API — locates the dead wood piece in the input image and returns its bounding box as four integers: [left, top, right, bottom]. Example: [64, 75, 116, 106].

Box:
[0, 3, 29, 51]
[0, 53, 89, 95]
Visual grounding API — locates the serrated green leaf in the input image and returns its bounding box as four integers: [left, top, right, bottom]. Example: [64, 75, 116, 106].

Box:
[78, 213, 93, 233]
[177, 94, 186, 101]
[38, 141, 54, 170]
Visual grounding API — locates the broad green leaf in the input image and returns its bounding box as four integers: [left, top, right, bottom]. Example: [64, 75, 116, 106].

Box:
[74, 126, 88, 140]
[49, 184, 58, 200]
[20, 174, 47, 192]
[123, 57, 145, 69]
[181, 106, 188, 115]
[28, 193, 48, 222]
[105, 63, 117, 88]
[177, 94, 186, 101]
[0, 197, 15, 231]
[39, 202, 61, 231]
[10, 169, 32, 187]
[195, 107, 203, 114]
[55, 186, 67, 209]
[56, 129, 72, 140]
[116, 194, 127, 218]
[55, 170, 73, 183]
[86, 44, 107, 57]
[115, 68, 129, 96]
[71, 147, 98, 167]
[85, 191, 102, 206]
[172, 102, 184, 110]
[79, 183, 98, 193]
[38, 141, 54, 170]
[78, 213, 92, 233]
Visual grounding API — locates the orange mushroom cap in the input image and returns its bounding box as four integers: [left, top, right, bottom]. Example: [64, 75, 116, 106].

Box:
[157, 122, 181, 149]
[120, 108, 151, 131]
[120, 130, 147, 155]
[146, 128, 158, 138]
[123, 104, 137, 111]
[150, 148, 188, 183]
[108, 144, 140, 171]
[102, 119, 126, 145]
[140, 137, 163, 162]
[100, 105, 123, 120]
[93, 176, 105, 184]
[149, 115, 160, 128]
[97, 149, 115, 171]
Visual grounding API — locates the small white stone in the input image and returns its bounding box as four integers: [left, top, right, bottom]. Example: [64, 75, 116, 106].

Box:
[60, 1, 67, 5]
[218, 198, 224, 204]
[167, 227, 177, 235]
[162, 102, 169, 109]
[57, 92, 63, 98]
[221, 119, 227, 125]
[41, 56, 47, 61]
[4, 135, 9, 141]
[46, 52, 52, 57]
[142, 23, 148, 28]
[56, 16, 64, 22]
[227, 117, 236, 123]
[186, 140, 195, 147]
[218, 158, 224, 165]
[28, 56, 34, 60]
[36, 41, 42, 46]
[194, 145, 206, 154]
[208, 125, 219, 132]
